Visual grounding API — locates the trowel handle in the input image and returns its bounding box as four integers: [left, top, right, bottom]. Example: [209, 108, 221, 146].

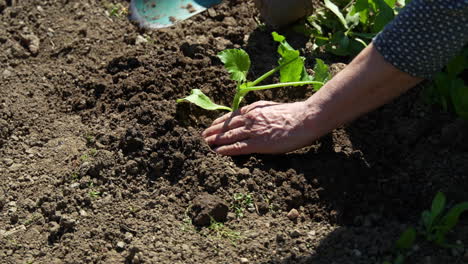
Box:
[254, 0, 314, 27]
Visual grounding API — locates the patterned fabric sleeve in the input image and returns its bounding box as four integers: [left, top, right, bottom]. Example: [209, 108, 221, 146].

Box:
[373, 0, 468, 79]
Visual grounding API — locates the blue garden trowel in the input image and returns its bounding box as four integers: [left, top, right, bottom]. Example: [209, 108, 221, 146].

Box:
[130, 0, 222, 29]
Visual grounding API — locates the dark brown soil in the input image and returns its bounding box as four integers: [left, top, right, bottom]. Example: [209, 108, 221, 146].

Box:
[1, 1, 468, 264]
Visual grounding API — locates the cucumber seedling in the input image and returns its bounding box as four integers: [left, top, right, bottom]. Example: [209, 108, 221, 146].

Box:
[177, 32, 330, 112]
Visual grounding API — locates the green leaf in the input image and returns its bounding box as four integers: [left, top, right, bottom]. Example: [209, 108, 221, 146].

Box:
[177, 89, 232, 111]
[384, 0, 397, 8]
[217, 49, 251, 83]
[433, 72, 452, 110]
[436, 202, 468, 243]
[450, 79, 468, 119]
[372, 0, 395, 32]
[272, 32, 305, 83]
[352, 0, 369, 13]
[446, 53, 466, 77]
[395, 227, 416, 250]
[324, 0, 349, 29]
[349, 38, 367, 55]
[326, 31, 352, 56]
[422, 210, 433, 232]
[431, 192, 446, 219]
[345, 11, 360, 29]
[312, 58, 331, 90]
[394, 254, 406, 264]
[351, 0, 370, 24]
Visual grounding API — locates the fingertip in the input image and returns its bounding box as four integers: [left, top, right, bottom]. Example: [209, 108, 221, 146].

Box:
[214, 141, 253, 156]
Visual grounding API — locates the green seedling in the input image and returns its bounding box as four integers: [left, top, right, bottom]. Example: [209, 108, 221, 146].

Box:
[85, 135, 95, 145]
[420, 192, 468, 247]
[177, 32, 330, 112]
[70, 172, 80, 181]
[424, 48, 468, 119]
[207, 217, 242, 243]
[80, 154, 89, 162]
[89, 190, 101, 198]
[89, 148, 98, 156]
[383, 227, 416, 264]
[232, 193, 254, 218]
[297, 0, 407, 56]
[88, 182, 102, 198]
[105, 2, 128, 17]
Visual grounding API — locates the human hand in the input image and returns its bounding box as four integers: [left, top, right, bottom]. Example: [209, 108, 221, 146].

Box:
[202, 100, 317, 156]
[254, 0, 314, 27]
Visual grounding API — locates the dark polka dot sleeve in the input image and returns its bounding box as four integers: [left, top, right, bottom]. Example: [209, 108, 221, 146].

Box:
[373, 0, 468, 79]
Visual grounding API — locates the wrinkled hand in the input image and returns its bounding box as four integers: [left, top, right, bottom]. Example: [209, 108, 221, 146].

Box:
[202, 101, 316, 156]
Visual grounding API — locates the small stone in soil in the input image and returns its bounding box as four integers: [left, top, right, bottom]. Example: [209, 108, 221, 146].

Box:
[353, 249, 362, 257]
[20, 33, 40, 55]
[135, 35, 148, 45]
[240, 257, 249, 263]
[2, 69, 12, 78]
[116, 241, 125, 249]
[287, 208, 299, 220]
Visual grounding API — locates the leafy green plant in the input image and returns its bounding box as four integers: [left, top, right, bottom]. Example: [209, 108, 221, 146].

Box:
[177, 32, 330, 112]
[424, 48, 468, 119]
[298, 0, 408, 56]
[232, 193, 254, 218]
[420, 192, 468, 247]
[383, 191, 468, 264]
[383, 227, 416, 264]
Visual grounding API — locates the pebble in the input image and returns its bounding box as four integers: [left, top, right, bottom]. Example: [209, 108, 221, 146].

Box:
[79, 209, 88, 217]
[207, 8, 217, 18]
[353, 249, 362, 257]
[237, 168, 250, 175]
[124, 232, 133, 242]
[2, 69, 12, 78]
[116, 241, 126, 249]
[287, 208, 299, 220]
[20, 33, 40, 55]
[239, 257, 249, 263]
[223, 17, 236, 26]
[135, 35, 148, 45]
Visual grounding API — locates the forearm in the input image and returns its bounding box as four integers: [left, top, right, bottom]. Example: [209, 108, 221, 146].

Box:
[303, 43, 423, 138]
